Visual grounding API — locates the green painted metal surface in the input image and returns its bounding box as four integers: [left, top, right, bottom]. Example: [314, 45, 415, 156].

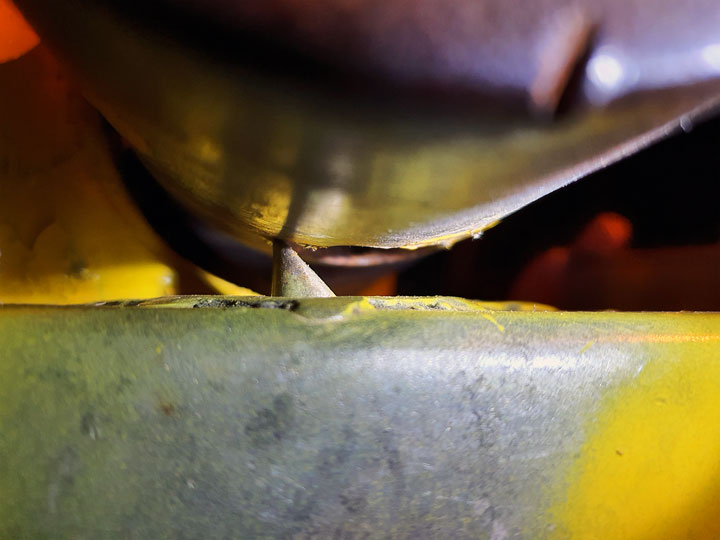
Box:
[1, 297, 720, 539]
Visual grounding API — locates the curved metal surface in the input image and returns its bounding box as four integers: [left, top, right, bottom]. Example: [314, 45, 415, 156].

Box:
[121, 0, 720, 110]
[2, 297, 720, 538]
[14, 0, 720, 249]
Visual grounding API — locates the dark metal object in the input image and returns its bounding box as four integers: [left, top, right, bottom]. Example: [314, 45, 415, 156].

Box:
[14, 0, 720, 249]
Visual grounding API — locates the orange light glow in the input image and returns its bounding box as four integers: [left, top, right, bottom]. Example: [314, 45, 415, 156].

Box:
[0, 0, 39, 63]
[575, 211, 633, 253]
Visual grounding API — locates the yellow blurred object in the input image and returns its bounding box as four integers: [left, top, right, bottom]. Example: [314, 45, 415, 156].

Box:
[198, 271, 260, 296]
[0, 46, 176, 303]
[0, 45, 257, 303]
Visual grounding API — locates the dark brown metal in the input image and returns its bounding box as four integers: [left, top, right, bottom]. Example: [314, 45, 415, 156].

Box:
[76, 0, 720, 113]
[13, 0, 720, 250]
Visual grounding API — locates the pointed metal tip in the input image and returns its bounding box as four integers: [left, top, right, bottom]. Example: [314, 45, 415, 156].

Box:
[271, 240, 336, 298]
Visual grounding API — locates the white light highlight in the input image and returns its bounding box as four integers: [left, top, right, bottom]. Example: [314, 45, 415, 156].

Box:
[587, 53, 625, 92]
[701, 43, 720, 70]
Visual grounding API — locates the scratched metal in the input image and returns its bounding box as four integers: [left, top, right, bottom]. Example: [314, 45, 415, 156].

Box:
[14, 0, 720, 249]
[2, 297, 719, 538]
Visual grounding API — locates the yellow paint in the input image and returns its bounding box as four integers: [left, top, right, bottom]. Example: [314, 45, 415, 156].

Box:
[0, 131, 179, 303]
[480, 312, 505, 333]
[553, 339, 720, 539]
[199, 272, 260, 297]
[370, 296, 554, 313]
[0, 47, 180, 304]
[339, 297, 378, 317]
[578, 340, 595, 354]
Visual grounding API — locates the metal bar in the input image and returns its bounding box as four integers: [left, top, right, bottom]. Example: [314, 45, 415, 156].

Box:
[2, 296, 719, 538]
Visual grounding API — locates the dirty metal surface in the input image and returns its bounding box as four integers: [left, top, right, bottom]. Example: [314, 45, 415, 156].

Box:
[2, 296, 720, 539]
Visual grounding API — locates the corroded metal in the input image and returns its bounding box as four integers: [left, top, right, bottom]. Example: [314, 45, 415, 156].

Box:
[2, 296, 720, 538]
[271, 240, 335, 297]
[14, 0, 720, 249]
